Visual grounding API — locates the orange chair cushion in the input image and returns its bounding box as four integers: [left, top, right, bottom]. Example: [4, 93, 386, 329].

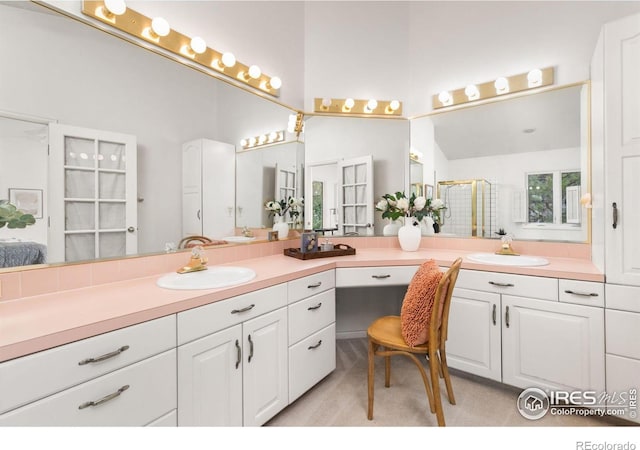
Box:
[400, 259, 443, 347]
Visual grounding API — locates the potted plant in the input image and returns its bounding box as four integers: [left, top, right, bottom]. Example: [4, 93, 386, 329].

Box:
[0, 200, 36, 229]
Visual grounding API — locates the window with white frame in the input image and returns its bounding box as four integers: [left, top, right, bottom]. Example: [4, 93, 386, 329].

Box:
[527, 171, 581, 225]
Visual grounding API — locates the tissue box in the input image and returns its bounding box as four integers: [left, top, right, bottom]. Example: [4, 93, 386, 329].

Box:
[300, 232, 318, 253]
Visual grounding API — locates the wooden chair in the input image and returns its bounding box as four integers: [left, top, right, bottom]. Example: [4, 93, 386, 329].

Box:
[366, 257, 463, 426]
[178, 235, 214, 249]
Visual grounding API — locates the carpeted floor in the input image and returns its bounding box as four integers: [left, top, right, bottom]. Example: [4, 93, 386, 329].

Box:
[266, 338, 628, 427]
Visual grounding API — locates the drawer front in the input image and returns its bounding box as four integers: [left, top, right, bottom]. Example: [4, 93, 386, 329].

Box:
[288, 289, 336, 345]
[146, 409, 177, 427]
[605, 354, 640, 424]
[559, 279, 604, 307]
[0, 350, 176, 426]
[456, 269, 558, 301]
[288, 270, 335, 304]
[177, 283, 287, 345]
[335, 266, 419, 288]
[288, 324, 336, 403]
[606, 284, 640, 313]
[0, 315, 176, 415]
[606, 310, 640, 359]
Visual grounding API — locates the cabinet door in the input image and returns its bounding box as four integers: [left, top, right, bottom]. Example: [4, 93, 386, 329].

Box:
[604, 13, 640, 286]
[182, 140, 203, 237]
[242, 308, 288, 426]
[446, 288, 502, 382]
[177, 325, 243, 426]
[502, 295, 605, 393]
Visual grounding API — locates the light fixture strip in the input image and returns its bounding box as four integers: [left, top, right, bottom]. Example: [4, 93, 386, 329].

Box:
[82, 0, 280, 97]
[313, 98, 403, 116]
[241, 130, 286, 150]
[432, 67, 554, 110]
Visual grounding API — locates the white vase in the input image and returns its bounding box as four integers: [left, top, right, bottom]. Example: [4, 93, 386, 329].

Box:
[397, 217, 422, 251]
[273, 215, 289, 239]
[421, 216, 435, 236]
[382, 219, 401, 236]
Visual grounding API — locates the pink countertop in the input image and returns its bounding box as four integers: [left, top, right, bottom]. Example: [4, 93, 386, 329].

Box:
[0, 248, 603, 363]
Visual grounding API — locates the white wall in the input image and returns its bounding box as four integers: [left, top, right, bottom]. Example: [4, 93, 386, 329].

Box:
[305, 116, 409, 235]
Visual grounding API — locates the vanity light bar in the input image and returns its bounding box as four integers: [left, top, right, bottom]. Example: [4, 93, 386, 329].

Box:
[313, 98, 403, 116]
[240, 130, 285, 150]
[82, 0, 281, 97]
[432, 67, 554, 110]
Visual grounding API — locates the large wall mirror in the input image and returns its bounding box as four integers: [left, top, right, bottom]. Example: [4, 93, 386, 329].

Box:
[0, 2, 303, 270]
[410, 82, 590, 243]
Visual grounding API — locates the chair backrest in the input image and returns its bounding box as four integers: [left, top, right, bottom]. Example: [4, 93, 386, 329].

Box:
[429, 257, 463, 346]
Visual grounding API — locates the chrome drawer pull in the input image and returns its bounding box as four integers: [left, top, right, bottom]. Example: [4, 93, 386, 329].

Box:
[492, 304, 497, 326]
[307, 302, 323, 311]
[308, 340, 323, 350]
[308, 282, 322, 288]
[564, 290, 599, 297]
[231, 304, 255, 314]
[78, 385, 129, 410]
[372, 274, 391, 279]
[78, 345, 130, 366]
[505, 306, 510, 328]
[248, 335, 254, 363]
[235, 339, 241, 369]
[489, 281, 514, 287]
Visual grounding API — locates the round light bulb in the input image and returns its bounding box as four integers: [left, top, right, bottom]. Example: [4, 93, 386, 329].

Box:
[321, 98, 332, 108]
[248, 137, 257, 146]
[248, 65, 261, 79]
[258, 135, 267, 144]
[494, 77, 509, 92]
[389, 100, 400, 111]
[151, 17, 170, 37]
[367, 99, 378, 111]
[190, 36, 206, 54]
[104, 0, 126, 15]
[464, 84, 479, 99]
[527, 69, 542, 86]
[240, 139, 248, 147]
[268, 132, 277, 141]
[221, 52, 236, 68]
[438, 91, 451, 105]
[344, 98, 355, 109]
[269, 76, 282, 89]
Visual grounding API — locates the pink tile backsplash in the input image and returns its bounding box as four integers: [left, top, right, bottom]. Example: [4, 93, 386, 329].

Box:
[1, 235, 592, 300]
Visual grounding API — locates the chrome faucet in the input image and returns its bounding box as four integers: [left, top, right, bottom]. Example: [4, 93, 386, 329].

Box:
[242, 226, 254, 238]
[177, 246, 208, 274]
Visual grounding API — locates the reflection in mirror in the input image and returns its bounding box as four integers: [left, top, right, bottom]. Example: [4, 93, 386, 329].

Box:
[0, 2, 299, 269]
[410, 83, 589, 242]
[235, 141, 305, 230]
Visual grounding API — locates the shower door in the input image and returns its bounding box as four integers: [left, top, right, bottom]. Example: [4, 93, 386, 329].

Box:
[48, 124, 137, 263]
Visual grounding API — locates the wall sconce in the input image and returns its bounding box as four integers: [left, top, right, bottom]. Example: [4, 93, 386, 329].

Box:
[240, 130, 285, 150]
[82, 1, 282, 97]
[288, 113, 305, 136]
[314, 98, 403, 116]
[432, 67, 554, 109]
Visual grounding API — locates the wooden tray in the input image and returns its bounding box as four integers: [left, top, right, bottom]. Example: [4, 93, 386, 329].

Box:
[284, 243, 356, 260]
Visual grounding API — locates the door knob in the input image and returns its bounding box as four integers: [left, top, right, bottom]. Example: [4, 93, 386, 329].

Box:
[127, 226, 135, 233]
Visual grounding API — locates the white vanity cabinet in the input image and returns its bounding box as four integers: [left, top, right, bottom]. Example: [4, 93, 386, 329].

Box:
[177, 284, 289, 427]
[447, 270, 605, 393]
[287, 271, 336, 403]
[0, 316, 177, 426]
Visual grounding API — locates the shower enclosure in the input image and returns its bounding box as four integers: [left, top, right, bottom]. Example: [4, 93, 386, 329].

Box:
[437, 179, 496, 237]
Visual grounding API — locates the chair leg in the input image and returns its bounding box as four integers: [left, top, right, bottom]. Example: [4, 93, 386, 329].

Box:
[384, 354, 391, 388]
[367, 339, 376, 420]
[436, 352, 444, 379]
[439, 345, 456, 405]
[429, 348, 446, 426]
[404, 353, 435, 414]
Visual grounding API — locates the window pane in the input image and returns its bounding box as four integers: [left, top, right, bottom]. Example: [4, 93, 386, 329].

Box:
[562, 172, 581, 223]
[312, 181, 323, 230]
[528, 173, 553, 223]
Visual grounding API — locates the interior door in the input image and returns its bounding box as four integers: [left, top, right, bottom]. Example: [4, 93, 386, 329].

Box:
[48, 124, 137, 263]
[274, 162, 296, 224]
[337, 155, 374, 236]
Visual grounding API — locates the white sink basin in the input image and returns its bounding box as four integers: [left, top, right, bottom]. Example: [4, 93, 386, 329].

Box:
[467, 253, 549, 267]
[222, 236, 256, 243]
[157, 266, 257, 290]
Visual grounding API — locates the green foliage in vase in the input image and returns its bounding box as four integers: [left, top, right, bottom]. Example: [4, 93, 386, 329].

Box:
[0, 200, 36, 229]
